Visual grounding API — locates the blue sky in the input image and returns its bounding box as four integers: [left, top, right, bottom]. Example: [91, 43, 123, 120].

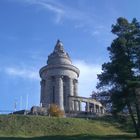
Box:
[0, 0, 140, 112]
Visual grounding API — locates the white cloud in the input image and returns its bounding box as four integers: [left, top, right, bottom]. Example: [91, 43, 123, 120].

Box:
[25, 0, 84, 23]
[35, 1, 65, 23]
[13, 0, 118, 39]
[19, 0, 65, 23]
[16, 0, 105, 35]
[73, 60, 102, 98]
[5, 67, 39, 80]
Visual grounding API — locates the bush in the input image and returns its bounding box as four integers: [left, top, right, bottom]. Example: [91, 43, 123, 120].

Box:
[48, 104, 64, 117]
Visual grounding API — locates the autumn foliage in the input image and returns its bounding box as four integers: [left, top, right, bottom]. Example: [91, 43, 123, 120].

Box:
[48, 104, 64, 117]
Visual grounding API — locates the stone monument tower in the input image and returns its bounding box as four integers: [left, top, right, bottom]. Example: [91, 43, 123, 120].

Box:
[39, 40, 80, 112]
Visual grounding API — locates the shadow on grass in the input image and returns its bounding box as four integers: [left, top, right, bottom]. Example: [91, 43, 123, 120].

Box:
[0, 134, 138, 140]
[89, 116, 135, 133]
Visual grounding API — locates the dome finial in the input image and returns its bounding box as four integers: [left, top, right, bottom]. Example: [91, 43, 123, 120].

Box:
[57, 39, 61, 44]
[54, 39, 64, 53]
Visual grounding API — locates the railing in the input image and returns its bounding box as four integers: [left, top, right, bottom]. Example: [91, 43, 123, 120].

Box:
[66, 111, 104, 118]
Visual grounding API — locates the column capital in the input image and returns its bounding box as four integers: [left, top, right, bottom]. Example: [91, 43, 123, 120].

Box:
[55, 75, 63, 79]
[67, 76, 74, 80]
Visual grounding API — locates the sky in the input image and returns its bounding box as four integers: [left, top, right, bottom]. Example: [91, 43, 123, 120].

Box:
[0, 0, 140, 112]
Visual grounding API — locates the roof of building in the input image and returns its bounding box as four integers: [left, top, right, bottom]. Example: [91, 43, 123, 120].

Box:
[39, 40, 80, 77]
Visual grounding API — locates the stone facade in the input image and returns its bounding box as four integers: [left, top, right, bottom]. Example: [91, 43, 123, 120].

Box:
[39, 40, 80, 112]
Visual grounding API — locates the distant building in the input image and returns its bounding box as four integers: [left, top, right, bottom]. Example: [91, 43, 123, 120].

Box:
[39, 40, 105, 115]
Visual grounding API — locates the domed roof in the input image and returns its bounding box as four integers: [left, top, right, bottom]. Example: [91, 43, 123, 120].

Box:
[40, 40, 80, 78]
[47, 40, 72, 65]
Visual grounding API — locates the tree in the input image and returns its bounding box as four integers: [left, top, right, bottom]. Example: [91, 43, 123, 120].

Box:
[90, 91, 111, 111]
[97, 17, 140, 137]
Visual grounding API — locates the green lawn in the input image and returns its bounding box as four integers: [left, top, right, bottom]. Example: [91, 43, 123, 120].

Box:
[0, 115, 138, 140]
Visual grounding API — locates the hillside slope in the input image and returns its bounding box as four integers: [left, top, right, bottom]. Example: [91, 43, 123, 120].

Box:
[0, 115, 136, 139]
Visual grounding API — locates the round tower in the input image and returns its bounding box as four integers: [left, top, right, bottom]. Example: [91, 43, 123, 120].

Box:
[39, 40, 80, 112]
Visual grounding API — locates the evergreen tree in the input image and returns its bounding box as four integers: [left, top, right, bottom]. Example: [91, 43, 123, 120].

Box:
[97, 17, 140, 137]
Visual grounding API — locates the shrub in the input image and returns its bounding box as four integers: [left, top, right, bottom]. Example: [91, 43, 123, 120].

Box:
[48, 104, 64, 117]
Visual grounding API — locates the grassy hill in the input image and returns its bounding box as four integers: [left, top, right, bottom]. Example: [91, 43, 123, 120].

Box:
[0, 115, 138, 140]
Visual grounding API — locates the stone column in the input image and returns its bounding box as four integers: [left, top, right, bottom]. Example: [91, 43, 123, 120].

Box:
[42, 77, 52, 107]
[94, 104, 96, 113]
[79, 101, 82, 112]
[86, 102, 90, 112]
[40, 79, 45, 106]
[97, 105, 99, 114]
[74, 101, 79, 111]
[74, 80, 78, 96]
[68, 97, 71, 112]
[91, 104, 94, 113]
[55, 76, 64, 111]
[100, 107, 103, 114]
[99, 106, 101, 114]
[102, 107, 105, 114]
[74, 80, 79, 111]
[45, 77, 52, 107]
[68, 78, 74, 111]
[96, 105, 98, 113]
[97, 106, 100, 114]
